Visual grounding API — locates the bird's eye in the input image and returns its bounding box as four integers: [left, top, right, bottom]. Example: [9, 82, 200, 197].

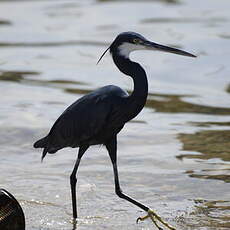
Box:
[133, 38, 141, 44]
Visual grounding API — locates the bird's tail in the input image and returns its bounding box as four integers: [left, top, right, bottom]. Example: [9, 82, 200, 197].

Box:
[41, 147, 48, 162]
[33, 136, 49, 148]
[33, 136, 49, 161]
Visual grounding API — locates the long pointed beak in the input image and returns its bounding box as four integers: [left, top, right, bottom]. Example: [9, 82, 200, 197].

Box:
[144, 41, 196, 58]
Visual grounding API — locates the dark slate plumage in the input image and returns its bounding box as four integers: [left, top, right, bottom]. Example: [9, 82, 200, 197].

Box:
[34, 85, 128, 159]
[33, 31, 195, 229]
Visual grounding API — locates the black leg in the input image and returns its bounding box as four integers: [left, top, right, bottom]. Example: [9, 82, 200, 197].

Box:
[106, 136, 176, 230]
[105, 136, 149, 212]
[70, 145, 89, 219]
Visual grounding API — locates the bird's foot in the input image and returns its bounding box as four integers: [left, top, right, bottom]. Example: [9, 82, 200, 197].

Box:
[136, 209, 176, 230]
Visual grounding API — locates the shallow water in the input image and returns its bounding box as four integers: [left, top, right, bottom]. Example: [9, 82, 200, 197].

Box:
[0, 0, 229, 229]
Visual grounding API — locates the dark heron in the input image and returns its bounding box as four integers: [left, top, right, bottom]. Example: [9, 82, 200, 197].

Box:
[34, 32, 196, 230]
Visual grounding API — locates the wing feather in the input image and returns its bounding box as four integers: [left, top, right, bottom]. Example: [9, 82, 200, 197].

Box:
[34, 85, 128, 157]
[46, 85, 127, 150]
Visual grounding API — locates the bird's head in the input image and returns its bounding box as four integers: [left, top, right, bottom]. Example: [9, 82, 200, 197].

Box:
[97, 32, 196, 64]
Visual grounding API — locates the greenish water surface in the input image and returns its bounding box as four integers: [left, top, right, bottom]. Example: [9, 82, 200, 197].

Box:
[0, 0, 229, 229]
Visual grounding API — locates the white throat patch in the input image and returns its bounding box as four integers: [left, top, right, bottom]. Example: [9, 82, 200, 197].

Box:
[118, 42, 145, 58]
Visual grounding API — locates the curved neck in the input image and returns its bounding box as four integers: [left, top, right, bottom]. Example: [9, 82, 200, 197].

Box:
[112, 53, 148, 120]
